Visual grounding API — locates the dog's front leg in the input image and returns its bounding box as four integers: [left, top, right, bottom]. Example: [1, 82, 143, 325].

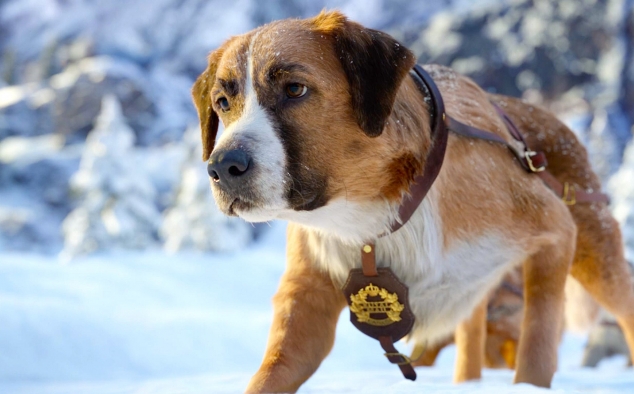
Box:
[246, 225, 346, 393]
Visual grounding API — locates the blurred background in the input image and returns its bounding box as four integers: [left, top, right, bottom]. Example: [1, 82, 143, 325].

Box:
[1, 0, 633, 257]
[1, 0, 634, 391]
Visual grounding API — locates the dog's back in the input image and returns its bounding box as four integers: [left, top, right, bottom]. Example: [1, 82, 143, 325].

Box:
[489, 95, 634, 354]
[490, 95, 622, 277]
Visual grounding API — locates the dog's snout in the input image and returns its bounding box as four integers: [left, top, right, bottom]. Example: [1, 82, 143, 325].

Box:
[207, 149, 252, 184]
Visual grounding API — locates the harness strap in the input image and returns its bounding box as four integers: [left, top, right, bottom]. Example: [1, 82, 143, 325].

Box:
[446, 115, 549, 173]
[536, 170, 610, 205]
[361, 243, 378, 276]
[446, 104, 610, 205]
[379, 336, 417, 380]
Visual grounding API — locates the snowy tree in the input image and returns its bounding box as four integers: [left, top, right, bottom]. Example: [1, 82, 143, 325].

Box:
[160, 125, 254, 252]
[609, 136, 634, 262]
[60, 95, 161, 260]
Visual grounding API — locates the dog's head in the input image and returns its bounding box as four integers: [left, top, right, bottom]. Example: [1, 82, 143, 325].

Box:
[192, 11, 419, 231]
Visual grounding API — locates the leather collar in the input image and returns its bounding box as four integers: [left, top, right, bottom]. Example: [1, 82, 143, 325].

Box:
[386, 64, 609, 238]
[387, 65, 449, 234]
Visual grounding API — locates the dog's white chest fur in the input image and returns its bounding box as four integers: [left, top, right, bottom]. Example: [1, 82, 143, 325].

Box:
[304, 191, 526, 345]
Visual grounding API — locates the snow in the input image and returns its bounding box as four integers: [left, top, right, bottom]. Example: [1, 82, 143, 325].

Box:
[61, 95, 162, 259]
[1, 222, 633, 393]
[609, 137, 634, 261]
[2, 0, 632, 254]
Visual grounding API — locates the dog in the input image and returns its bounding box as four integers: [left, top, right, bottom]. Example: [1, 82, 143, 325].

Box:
[191, 11, 634, 392]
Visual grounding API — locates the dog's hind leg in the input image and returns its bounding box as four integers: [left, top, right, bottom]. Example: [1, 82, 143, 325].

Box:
[410, 334, 454, 367]
[514, 231, 575, 387]
[453, 297, 487, 382]
[568, 209, 634, 370]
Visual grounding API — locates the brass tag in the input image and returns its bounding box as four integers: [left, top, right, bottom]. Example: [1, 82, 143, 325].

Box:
[350, 283, 404, 326]
[342, 268, 414, 341]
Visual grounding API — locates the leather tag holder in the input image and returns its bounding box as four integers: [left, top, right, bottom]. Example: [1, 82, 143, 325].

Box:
[342, 267, 415, 341]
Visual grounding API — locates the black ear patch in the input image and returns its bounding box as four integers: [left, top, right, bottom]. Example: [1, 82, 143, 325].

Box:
[192, 69, 219, 161]
[333, 23, 416, 137]
[326, 21, 416, 137]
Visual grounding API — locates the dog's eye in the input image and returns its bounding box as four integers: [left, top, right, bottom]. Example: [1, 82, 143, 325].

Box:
[217, 97, 230, 112]
[285, 83, 307, 98]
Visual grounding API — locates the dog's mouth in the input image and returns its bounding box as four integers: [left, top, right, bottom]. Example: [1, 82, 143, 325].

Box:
[212, 172, 329, 221]
[228, 198, 254, 216]
[223, 188, 326, 217]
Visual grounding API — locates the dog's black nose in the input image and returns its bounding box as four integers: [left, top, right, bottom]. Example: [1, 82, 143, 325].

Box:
[207, 149, 252, 184]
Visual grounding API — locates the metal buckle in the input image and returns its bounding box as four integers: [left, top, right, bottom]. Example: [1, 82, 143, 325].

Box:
[384, 352, 412, 365]
[524, 150, 545, 172]
[562, 182, 576, 206]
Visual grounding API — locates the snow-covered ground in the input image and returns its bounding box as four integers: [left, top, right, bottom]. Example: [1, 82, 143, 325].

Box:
[1, 221, 633, 393]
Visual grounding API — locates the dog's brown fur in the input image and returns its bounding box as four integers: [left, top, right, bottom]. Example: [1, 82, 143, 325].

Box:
[192, 11, 634, 392]
[247, 226, 347, 393]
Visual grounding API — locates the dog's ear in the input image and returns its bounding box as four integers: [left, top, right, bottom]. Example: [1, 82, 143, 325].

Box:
[311, 11, 416, 137]
[192, 48, 225, 161]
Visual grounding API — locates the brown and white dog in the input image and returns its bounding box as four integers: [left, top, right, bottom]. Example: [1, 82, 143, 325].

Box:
[191, 11, 634, 392]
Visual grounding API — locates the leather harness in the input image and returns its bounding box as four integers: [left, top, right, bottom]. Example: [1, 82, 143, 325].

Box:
[341, 64, 610, 381]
